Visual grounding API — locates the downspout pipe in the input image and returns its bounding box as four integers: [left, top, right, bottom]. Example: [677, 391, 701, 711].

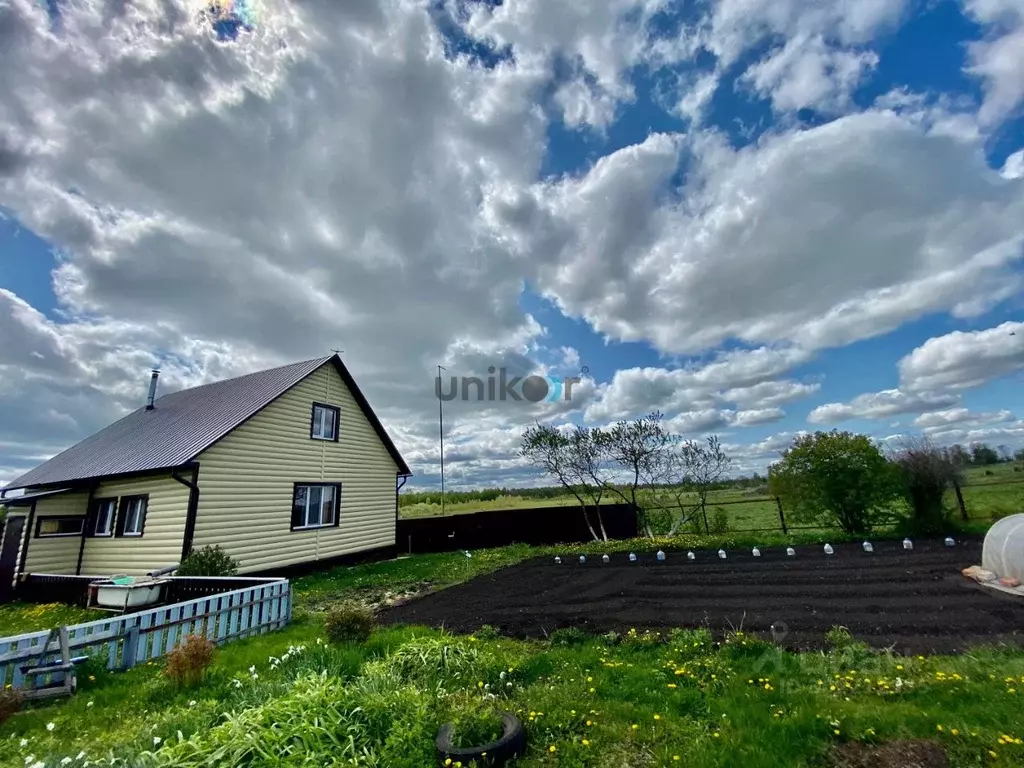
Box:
[172, 464, 201, 561]
[395, 474, 409, 554]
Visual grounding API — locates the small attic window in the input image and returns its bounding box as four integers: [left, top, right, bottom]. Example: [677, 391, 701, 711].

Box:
[310, 403, 339, 441]
[36, 516, 84, 538]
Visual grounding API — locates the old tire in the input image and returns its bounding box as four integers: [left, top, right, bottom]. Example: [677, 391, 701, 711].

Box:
[436, 711, 526, 766]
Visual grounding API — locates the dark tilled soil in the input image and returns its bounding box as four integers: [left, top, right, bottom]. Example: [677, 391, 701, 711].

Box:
[381, 539, 1024, 654]
[830, 739, 949, 768]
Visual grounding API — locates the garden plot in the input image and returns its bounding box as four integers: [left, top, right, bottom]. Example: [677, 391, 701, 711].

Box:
[382, 539, 1024, 654]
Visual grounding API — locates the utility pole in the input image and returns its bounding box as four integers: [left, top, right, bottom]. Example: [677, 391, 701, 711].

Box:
[438, 364, 446, 517]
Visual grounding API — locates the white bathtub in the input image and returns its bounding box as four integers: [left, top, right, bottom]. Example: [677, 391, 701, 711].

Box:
[93, 580, 166, 609]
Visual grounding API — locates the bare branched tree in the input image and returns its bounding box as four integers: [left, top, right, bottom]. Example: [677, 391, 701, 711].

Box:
[520, 424, 607, 541]
[601, 411, 678, 537]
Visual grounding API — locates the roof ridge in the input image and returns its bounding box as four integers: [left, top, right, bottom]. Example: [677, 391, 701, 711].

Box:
[156, 355, 333, 400]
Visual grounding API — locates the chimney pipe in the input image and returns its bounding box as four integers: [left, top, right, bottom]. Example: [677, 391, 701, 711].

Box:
[146, 369, 160, 410]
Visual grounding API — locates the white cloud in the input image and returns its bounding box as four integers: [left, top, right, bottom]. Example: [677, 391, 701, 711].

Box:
[742, 35, 879, 114]
[1004, 149, 1024, 179]
[899, 321, 1024, 391]
[963, 0, 1024, 126]
[496, 109, 1024, 355]
[582, 346, 814, 422]
[912, 408, 1015, 430]
[807, 389, 961, 424]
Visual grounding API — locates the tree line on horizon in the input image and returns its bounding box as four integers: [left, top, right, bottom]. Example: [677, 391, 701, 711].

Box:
[399, 439, 1023, 511]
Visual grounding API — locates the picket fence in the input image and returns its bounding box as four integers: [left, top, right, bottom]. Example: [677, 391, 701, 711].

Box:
[0, 577, 291, 690]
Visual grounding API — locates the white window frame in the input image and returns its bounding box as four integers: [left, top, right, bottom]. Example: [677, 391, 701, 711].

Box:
[93, 498, 116, 537]
[120, 497, 147, 537]
[310, 403, 339, 441]
[292, 483, 339, 530]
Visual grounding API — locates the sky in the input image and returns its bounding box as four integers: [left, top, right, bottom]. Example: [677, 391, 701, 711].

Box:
[1, 0, 1023, 491]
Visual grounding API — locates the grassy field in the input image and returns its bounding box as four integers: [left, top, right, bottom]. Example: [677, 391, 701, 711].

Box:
[401, 465, 1024, 533]
[1, 528, 1022, 767]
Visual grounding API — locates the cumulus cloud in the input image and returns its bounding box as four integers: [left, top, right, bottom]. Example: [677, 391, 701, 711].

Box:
[912, 408, 1015, 430]
[898, 321, 1024, 391]
[805, 321, 1024, 433]
[582, 346, 815, 423]
[742, 35, 879, 114]
[497, 110, 1024, 355]
[963, 0, 1024, 126]
[808, 389, 961, 424]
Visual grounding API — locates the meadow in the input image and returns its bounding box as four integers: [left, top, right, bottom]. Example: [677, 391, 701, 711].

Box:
[400, 464, 1024, 534]
[1, 527, 1022, 767]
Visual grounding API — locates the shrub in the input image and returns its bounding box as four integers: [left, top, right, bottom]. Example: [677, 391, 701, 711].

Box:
[825, 625, 854, 651]
[891, 439, 960, 534]
[324, 602, 375, 644]
[769, 431, 902, 534]
[548, 627, 588, 646]
[474, 624, 500, 640]
[0, 689, 22, 725]
[710, 506, 729, 534]
[176, 545, 239, 577]
[985, 469, 995, 476]
[164, 634, 215, 687]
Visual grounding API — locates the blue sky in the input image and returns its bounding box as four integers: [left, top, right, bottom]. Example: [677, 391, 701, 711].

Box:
[1, 0, 1023, 488]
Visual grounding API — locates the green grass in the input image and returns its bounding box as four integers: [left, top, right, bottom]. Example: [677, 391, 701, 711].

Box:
[401, 466, 1024, 532]
[2, 530, 1023, 767]
[0, 603, 104, 637]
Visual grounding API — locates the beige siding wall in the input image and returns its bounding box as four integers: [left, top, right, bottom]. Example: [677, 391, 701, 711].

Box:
[79, 474, 189, 576]
[22, 492, 89, 575]
[1, 511, 30, 585]
[193, 363, 399, 573]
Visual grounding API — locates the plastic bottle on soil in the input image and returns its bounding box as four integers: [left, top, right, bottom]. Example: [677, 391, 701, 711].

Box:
[629, 552, 637, 562]
[554, 556, 561, 564]
[823, 544, 834, 555]
[786, 547, 795, 557]
[718, 549, 727, 560]
[656, 550, 666, 561]
[602, 554, 610, 563]
[944, 537, 955, 547]
[752, 548, 761, 557]
[687, 551, 695, 561]
[579, 555, 587, 564]
[862, 541, 874, 553]
[903, 538, 913, 550]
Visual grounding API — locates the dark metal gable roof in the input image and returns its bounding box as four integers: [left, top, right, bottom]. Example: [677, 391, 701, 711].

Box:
[4, 355, 411, 491]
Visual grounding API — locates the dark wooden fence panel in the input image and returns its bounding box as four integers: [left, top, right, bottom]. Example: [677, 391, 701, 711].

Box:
[397, 504, 637, 554]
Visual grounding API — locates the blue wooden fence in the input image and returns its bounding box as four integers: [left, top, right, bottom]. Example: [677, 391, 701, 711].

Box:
[0, 577, 290, 690]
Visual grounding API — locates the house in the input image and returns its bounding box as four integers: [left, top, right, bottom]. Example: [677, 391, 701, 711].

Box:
[0, 355, 411, 593]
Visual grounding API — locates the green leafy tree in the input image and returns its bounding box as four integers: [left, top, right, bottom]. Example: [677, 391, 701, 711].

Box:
[970, 443, 1000, 466]
[768, 431, 901, 534]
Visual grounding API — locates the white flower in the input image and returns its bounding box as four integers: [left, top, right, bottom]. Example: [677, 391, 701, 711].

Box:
[29, 762, 44, 768]
[19, 739, 28, 747]
[251, 672, 258, 680]
[25, 756, 34, 765]
[61, 758, 72, 766]
[188, 700, 197, 707]
[248, 665, 256, 674]
[86, 701, 94, 708]
[499, 671, 506, 680]
[153, 737, 161, 746]
[177, 730, 184, 742]
[46, 723, 55, 732]
[76, 752, 86, 761]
